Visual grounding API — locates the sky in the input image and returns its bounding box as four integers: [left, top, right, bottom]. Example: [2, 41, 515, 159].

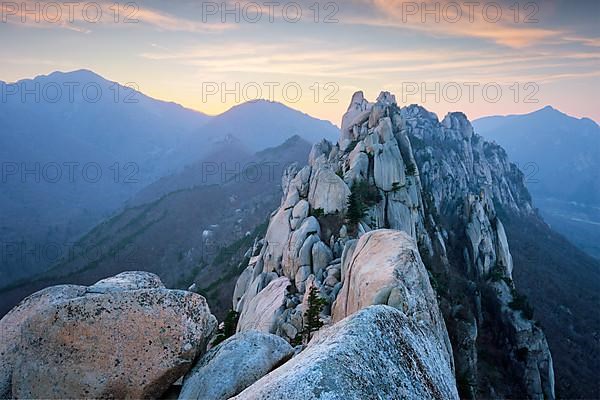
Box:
[1, 0, 599, 125]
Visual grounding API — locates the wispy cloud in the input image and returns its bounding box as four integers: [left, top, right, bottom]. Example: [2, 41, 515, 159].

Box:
[343, 0, 564, 48]
[2, 0, 234, 33]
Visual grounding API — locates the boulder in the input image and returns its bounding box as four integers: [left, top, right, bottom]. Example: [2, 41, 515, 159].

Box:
[290, 199, 309, 230]
[11, 275, 217, 399]
[0, 285, 86, 399]
[339, 91, 372, 151]
[311, 241, 333, 278]
[179, 331, 294, 400]
[237, 277, 290, 334]
[86, 270, 164, 293]
[308, 167, 350, 214]
[233, 306, 459, 400]
[373, 125, 405, 191]
[283, 217, 320, 278]
[262, 207, 292, 273]
[332, 230, 452, 361]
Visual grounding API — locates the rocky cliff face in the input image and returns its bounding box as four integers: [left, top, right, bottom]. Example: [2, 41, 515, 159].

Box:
[233, 91, 555, 399]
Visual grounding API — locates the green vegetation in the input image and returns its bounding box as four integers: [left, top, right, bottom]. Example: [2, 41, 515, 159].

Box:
[303, 286, 327, 343]
[489, 265, 504, 282]
[345, 140, 359, 153]
[346, 189, 366, 226]
[174, 263, 203, 289]
[515, 347, 529, 362]
[346, 180, 382, 226]
[212, 309, 240, 346]
[509, 290, 534, 320]
[200, 220, 268, 302]
[310, 208, 325, 218]
[405, 163, 417, 175]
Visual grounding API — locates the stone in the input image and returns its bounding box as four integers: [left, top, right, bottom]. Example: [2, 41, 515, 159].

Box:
[262, 207, 292, 273]
[308, 167, 350, 214]
[332, 230, 452, 362]
[12, 285, 217, 399]
[311, 241, 333, 278]
[0, 285, 86, 399]
[233, 306, 459, 400]
[297, 234, 320, 268]
[309, 139, 333, 166]
[340, 91, 372, 151]
[237, 277, 290, 334]
[233, 265, 254, 311]
[494, 218, 513, 276]
[294, 265, 312, 293]
[86, 271, 164, 293]
[345, 150, 369, 184]
[283, 217, 321, 278]
[179, 331, 294, 400]
[340, 239, 358, 284]
[373, 126, 405, 191]
[290, 199, 309, 230]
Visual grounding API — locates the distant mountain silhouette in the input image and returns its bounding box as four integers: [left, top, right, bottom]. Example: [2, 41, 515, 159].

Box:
[474, 106, 599, 205]
[474, 107, 600, 258]
[195, 99, 339, 151]
[0, 70, 340, 287]
[0, 70, 209, 286]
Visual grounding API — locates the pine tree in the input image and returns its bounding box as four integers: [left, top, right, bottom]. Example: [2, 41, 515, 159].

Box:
[212, 309, 239, 346]
[303, 286, 327, 343]
[346, 189, 365, 226]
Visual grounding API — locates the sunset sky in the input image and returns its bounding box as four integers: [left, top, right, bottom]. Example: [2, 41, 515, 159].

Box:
[2, 0, 599, 124]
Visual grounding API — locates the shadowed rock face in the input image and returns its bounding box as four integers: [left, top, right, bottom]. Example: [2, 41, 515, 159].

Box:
[179, 330, 294, 400]
[2, 272, 217, 399]
[233, 306, 459, 400]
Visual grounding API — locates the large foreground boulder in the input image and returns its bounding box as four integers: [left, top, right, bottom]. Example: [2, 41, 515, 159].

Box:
[233, 305, 459, 400]
[179, 331, 294, 400]
[0, 285, 86, 399]
[4, 272, 217, 399]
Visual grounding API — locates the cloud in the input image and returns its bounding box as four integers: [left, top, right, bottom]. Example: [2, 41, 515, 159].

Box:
[1, 1, 233, 33]
[561, 36, 600, 47]
[340, 0, 562, 48]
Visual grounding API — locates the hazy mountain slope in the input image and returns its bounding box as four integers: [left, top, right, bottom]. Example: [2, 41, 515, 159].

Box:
[0, 136, 312, 319]
[0, 70, 341, 288]
[0, 70, 210, 286]
[498, 212, 600, 399]
[474, 107, 600, 258]
[128, 135, 254, 206]
[196, 100, 340, 151]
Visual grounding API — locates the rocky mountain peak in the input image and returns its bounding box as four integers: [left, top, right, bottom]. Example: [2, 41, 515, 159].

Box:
[232, 91, 554, 399]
